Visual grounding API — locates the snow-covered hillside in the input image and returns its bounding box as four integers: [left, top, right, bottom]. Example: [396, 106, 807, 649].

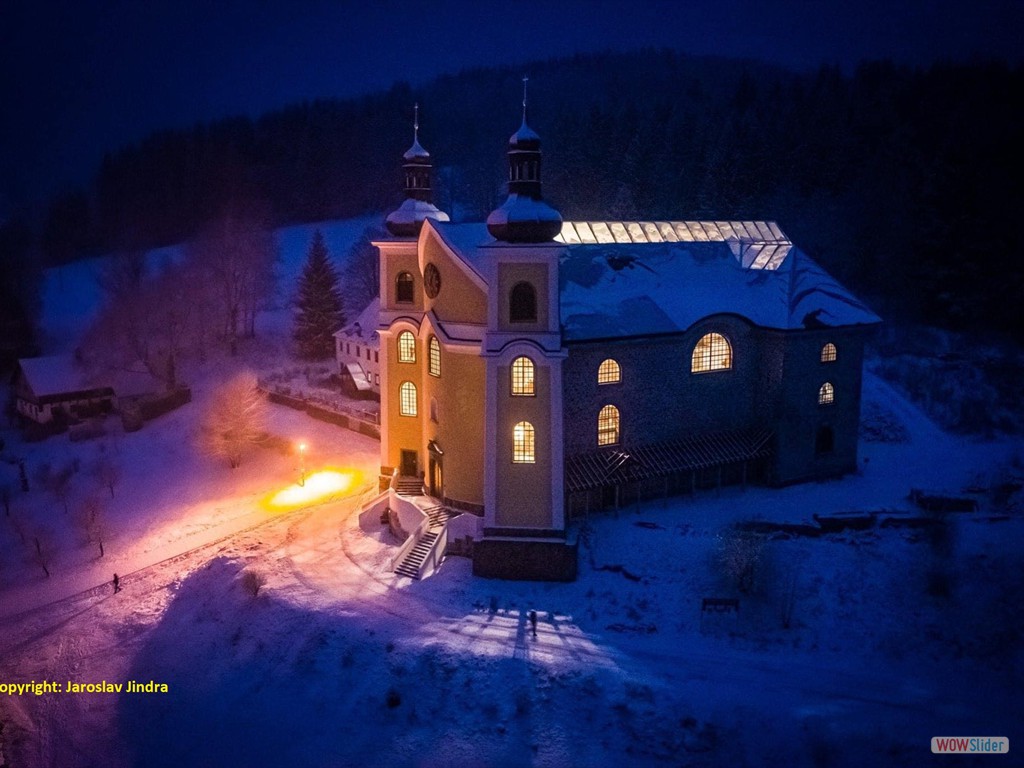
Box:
[1, 218, 1022, 768]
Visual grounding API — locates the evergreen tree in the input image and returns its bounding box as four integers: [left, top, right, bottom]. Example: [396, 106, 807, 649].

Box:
[293, 230, 345, 359]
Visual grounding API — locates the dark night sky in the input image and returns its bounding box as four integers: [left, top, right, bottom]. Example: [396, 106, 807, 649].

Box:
[1, 0, 1021, 211]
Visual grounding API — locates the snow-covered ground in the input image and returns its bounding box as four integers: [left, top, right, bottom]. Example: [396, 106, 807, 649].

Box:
[2, 219, 1022, 767]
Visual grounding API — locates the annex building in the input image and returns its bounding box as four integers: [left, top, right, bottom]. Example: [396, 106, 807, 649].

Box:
[373, 102, 880, 581]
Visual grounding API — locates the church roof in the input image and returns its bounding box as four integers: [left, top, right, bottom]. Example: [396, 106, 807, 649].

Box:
[427, 219, 880, 338]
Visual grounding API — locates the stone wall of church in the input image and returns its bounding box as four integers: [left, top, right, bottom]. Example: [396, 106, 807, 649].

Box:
[768, 327, 869, 484]
[561, 315, 764, 457]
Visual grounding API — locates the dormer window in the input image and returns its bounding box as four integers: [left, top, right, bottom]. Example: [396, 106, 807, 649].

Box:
[510, 282, 537, 323]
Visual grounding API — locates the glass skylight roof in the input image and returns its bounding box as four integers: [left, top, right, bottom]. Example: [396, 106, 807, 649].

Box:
[557, 220, 792, 270]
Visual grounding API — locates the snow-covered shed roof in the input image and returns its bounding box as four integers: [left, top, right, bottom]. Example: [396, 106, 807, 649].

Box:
[429, 220, 879, 339]
[333, 298, 380, 348]
[16, 356, 113, 401]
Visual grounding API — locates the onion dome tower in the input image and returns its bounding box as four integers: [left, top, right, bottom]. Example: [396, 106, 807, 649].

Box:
[385, 104, 450, 237]
[486, 77, 562, 242]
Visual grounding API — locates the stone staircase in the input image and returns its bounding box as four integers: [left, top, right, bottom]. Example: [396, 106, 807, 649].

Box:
[393, 504, 455, 580]
[394, 476, 422, 496]
[394, 531, 439, 579]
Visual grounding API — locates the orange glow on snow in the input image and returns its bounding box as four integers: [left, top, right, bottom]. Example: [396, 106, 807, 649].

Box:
[263, 468, 362, 511]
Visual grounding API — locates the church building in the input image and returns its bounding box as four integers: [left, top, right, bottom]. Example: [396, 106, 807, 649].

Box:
[374, 99, 880, 581]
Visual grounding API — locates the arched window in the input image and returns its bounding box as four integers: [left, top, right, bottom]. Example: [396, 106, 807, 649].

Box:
[597, 404, 620, 446]
[513, 421, 535, 463]
[430, 397, 438, 423]
[510, 282, 537, 323]
[597, 358, 621, 385]
[821, 342, 837, 363]
[815, 426, 834, 454]
[818, 382, 835, 405]
[428, 336, 441, 377]
[691, 332, 732, 373]
[398, 331, 416, 363]
[511, 356, 535, 396]
[399, 381, 417, 416]
[396, 272, 414, 303]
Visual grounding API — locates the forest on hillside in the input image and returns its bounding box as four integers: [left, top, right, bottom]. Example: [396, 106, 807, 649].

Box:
[5, 50, 1023, 350]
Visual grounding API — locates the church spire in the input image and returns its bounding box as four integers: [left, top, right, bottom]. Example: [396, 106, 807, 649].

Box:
[385, 103, 449, 237]
[486, 77, 562, 243]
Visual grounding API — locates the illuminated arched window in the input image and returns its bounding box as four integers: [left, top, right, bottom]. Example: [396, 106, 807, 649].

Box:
[821, 342, 837, 363]
[691, 332, 732, 373]
[597, 404, 620, 446]
[513, 421, 535, 463]
[818, 382, 835, 405]
[399, 381, 417, 416]
[428, 336, 441, 377]
[510, 282, 537, 323]
[597, 358, 621, 385]
[511, 356, 535, 396]
[396, 272, 414, 303]
[398, 331, 416, 363]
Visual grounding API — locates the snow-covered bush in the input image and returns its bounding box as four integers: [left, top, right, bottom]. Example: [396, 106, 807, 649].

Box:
[240, 569, 267, 597]
[715, 526, 766, 594]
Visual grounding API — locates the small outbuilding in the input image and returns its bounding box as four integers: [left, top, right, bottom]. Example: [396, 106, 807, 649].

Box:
[13, 355, 115, 424]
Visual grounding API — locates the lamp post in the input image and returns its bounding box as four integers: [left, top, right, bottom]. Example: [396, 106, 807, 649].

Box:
[298, 442, 307, 487]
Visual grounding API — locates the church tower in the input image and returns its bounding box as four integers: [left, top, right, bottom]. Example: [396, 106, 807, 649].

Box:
[385, 104, 450, 237]
[475, 80, 576, 580]
[486, 78, 563, 243]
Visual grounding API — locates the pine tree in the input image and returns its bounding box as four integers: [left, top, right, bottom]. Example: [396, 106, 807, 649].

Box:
[293, 230, 345, 359]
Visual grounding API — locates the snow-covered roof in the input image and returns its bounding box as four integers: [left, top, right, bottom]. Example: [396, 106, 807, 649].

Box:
[334, 298, 380, 347]
[428, 220, 879, 339]
[403, 137, 429, 161]
[384, 198, 450, 236]
[17, 355, 112, 398]
[559, 242, 879, 340]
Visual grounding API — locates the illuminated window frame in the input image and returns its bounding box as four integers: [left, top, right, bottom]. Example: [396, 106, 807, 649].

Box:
[428, 336, 441, 377]
[691, 332, 733, 373]
[396, 272, 414, 303]
[513, 421, 535, 463]
[818, 382, 835, 405]
[597, 358, 621, 385]
[821, 342, 837, 363]
[399, 381, 417, 416]
[597, 404, 620, 446]
[398, 331, 416, 363]
[511, 356, 535, 396]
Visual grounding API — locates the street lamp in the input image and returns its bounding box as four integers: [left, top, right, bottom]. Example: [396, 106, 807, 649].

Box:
[298, 442, 307, 487]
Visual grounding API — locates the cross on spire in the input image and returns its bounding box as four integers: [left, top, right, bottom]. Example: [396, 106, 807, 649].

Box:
[414, 102, 419, 140]
[522, 76, 529, 121]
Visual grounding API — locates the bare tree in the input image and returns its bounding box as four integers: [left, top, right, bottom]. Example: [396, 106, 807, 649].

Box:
[92, 459, 120, 498]
[79, 495, 107, 557]
[188, 202, 277, 355]
[36, 461, 78, 514]
[81, 259, 212, 390]
[343, 227, 383, 314]
[199, 370, 267, 468]
[33, 534, 51, 578]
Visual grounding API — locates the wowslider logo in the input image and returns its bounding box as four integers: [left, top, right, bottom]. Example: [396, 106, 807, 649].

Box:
[931, 737, 1009, 754]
